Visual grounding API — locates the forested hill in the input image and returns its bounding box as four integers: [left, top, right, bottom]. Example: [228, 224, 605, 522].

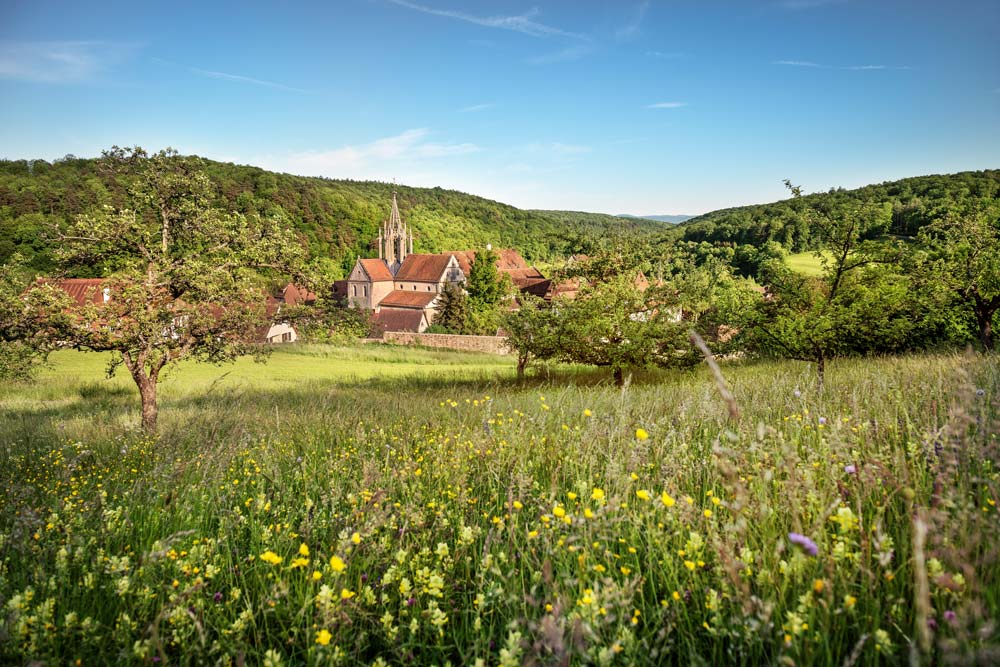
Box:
[0, 155, 659, 278]
[676, 170, 1000, 253]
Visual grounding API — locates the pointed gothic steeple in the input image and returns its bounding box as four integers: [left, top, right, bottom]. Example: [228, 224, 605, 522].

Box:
[381, 189, 410, 275]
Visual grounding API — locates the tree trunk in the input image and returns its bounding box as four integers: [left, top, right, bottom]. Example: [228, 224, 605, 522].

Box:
[138, 376, 158, 432]
[816, 355, 825, 391]
[516, 356, 527, 380]
[124, 351, 160, 433]
[613, 367, 625, 387]
[975, 306, 994, 352]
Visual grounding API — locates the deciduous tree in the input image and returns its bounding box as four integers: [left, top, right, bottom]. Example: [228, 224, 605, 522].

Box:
[21, 147, 304, 431]
[916, 200, 1000, 351]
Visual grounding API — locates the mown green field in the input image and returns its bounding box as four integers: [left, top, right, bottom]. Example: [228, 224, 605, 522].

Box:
[1, 345, 998, 665]
[785, 251, 831, 276]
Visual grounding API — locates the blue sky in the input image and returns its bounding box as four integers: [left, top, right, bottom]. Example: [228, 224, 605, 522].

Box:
[1, 0, 998, 214]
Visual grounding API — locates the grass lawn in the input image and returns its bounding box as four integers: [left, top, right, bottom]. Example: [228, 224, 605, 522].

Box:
[785, 251, 831, 276]
[2, 345, 998, 665]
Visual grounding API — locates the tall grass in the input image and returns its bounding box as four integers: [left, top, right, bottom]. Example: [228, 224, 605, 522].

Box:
[1, 346, 997, 665]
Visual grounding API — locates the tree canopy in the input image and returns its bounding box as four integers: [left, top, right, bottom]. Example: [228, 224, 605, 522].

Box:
[16, 147, 305, 431]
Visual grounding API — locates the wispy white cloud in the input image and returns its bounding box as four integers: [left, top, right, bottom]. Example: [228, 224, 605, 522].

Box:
[779, 0, 847, 9]
[774, 59, 824, 68]
[191, 68, 309, 93]
[387, 0, 589, 40]
[262, 129, 479, 179]
[774, 59, 911, 71]
[0, 40, 135, 83]
[646, 101, 688, 109]
[647, 50, 687, 59]
[615, 1, 650, 41]
[525, 44, 592, 65]
[458, 103, 494, 113]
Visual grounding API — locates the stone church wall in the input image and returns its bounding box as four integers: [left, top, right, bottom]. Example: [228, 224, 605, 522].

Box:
[380, 332, 511, 355]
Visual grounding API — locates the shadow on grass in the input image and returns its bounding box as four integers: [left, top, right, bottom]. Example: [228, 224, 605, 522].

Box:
[0, 362, 697, 448]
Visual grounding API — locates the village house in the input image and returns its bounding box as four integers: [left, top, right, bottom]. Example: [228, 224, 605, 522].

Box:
[341, 192, 546, 333]
[41, 278, 312, 344]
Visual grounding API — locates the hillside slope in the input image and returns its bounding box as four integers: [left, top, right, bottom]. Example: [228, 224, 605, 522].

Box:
[0, 156, 660, 278]
[675, 170, 1000, 252]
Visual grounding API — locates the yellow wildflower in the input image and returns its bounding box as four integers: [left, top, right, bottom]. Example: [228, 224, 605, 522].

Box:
[350, 532, 361, 545]
[260, 551, 283, 566]
[298, 543, 309, 557]
[315, 629, 332, 645]
[341, 588, 355, 600]
[661, 492, 675, 507]
[312, 571, 323, 581]
[636, 490, 651, 501]
[591, 488, 605, 501]
[635, 428, 649, 440]
[329, 555, 346, 573]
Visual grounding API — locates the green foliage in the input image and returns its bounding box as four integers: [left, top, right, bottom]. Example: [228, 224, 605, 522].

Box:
[17, 147, 305, 430]
[0, 156, 661, 279]
[501, 294, 562, 378]
[433, 282, 469, 334]
[0, 253, 69, 380]
[744, 194, 921, 384]
[2, 347, 998, 664]
[915, 199, 1000, 351]
[465, 247, 504, 307]
[676, 170, 1000, 255]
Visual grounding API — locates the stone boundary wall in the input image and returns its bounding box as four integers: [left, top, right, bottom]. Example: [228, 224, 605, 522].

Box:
[380, 332, 511, 355]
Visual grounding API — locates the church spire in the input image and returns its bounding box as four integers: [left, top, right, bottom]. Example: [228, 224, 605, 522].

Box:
[381, 187, 410, 275]
[388, 190, 404, 233]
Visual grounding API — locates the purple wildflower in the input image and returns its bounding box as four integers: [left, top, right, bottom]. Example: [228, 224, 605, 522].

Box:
[213, 591, 223, 603]
[794, 389, 801, 398]
[818, 416, 827, 425]
[944, 610, 957, 624]
[406, 597, 417, 607]
[788, 532, 819, 556]
[844, 464, 857, 474]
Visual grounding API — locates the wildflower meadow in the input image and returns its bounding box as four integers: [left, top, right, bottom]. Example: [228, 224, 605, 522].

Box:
[1, 345, 998, 665]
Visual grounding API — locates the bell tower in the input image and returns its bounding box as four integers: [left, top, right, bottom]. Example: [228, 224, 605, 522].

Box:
[378, 190, 413, 275]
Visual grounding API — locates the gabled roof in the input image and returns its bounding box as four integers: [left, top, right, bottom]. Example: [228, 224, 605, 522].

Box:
[448, 248, 534, 277]
[358, 258, 394, 282]
[394, 254, 454, 282]
[373, 307, 426, 333]
[516, 278, 552, 298]
[379, 289, 438, 309]
[40, 278, 109, 307]
[281, 283, 316, 306]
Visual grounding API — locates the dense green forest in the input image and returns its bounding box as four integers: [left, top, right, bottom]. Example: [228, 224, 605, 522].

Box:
[3, 154, 997, 282]
[0, 155, 660, 278]
[676, 170, 1000, 250]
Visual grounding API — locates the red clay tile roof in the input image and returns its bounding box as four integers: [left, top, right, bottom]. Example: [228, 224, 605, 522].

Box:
[359, 258, 394, 282]
[394, 254, 453, 282]
[516, 278, 552, 298]
[379, 289, 438, 308]
[373, 307, 425, 332]
[448, 248, 533, 277]
[281, 283, 316, 306]
[42, 279, 109, 307]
